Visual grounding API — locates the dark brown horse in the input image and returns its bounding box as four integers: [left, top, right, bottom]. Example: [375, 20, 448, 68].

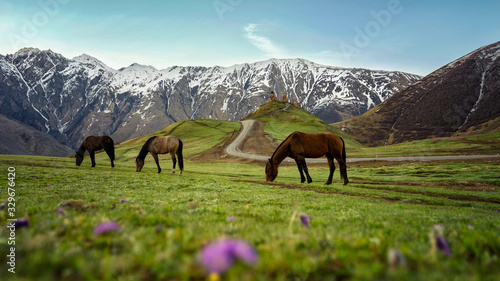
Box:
[136, 136, 184, 174]
[265, 132, 348, 185]
[75, 135, 115, 168]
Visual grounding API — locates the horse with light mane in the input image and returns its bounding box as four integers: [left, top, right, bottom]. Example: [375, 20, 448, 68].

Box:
[136, 136, 184, 174]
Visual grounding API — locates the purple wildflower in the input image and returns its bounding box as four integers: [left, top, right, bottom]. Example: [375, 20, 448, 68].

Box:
[436, 235, 452, 256]
[155, 224, 164, 233]
[200, 239, 258, 275]
[300, 214, 312, 228]
[56, 208, 66, 216]
[93, 221, 120, 235]
[387, 248, 407, 269]
[119, 199, 126, 203]
[227, 216, 235, 222]
[432, 225, 452, 256]
[15, 219, 29, 229]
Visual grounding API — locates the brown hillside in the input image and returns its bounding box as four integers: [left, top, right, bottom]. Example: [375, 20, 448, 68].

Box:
[334, 41, 500, 146]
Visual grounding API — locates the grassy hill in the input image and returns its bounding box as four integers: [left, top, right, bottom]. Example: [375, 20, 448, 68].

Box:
[246, 102, 364, 150]
[109, 102, 365, 166]
[117, 118, 240, 160]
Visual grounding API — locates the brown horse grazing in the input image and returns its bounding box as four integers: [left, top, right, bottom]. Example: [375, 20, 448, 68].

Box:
[75, 135, 115, 168]
[136, 136, 184, 174]
[265, 132, 348, 185]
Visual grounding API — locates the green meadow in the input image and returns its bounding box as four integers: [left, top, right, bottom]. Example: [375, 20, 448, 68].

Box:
[1, 114, 500, 280]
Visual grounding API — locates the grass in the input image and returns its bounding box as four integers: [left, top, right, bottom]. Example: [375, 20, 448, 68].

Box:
[0, 110, 499, 280]
[1, 152, 499, 280]
[350, 135, 500, 158]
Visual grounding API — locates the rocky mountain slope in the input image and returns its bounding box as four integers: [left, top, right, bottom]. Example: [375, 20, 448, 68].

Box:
[0, 114, 74, 156]
[335, 41, 500, 146]
[0, 48, 420, 153]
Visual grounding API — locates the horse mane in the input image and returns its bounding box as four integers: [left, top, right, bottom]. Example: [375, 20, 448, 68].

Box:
[270, 132, 295, 160]
[137, 136, 157, 160]
[76, 139, 87, 156]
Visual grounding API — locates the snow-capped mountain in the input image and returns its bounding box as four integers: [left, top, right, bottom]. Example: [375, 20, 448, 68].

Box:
[0, 48, 420, 151]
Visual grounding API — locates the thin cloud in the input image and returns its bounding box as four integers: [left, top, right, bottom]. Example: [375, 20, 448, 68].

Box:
[244, 23, 283, 58]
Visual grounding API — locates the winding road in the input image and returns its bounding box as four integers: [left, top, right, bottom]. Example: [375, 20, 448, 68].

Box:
[224, 120, 499, 163]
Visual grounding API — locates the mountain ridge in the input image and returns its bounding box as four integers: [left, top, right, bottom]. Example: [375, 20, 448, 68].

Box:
[0, 48, 420, 155]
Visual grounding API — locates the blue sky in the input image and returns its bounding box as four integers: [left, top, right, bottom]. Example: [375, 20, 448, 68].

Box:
[1, 0, 499, 75]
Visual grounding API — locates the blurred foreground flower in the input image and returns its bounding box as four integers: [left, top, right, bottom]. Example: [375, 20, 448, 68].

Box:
[56, 208, 66, 216]
[119, 199, 126, 203]
[94, 221, 120, 235]
[430, 224, 451, 256]
[155, 224, 164, 233]
[15, 218, 29, 229]
[387, 248, 407, 269]
[300, 214, 312, 228]
[200, 238, 258, 276]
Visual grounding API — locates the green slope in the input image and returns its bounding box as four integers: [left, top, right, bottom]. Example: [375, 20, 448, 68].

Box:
[113, 119, 240, 164]
[246, 102, 365, 150]
[107, 103, 364, 167]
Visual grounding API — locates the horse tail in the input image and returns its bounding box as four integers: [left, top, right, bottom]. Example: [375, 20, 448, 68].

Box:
[177, 139, 184, 171]
[109, 137, 116, 160]
[341, 137, 346, 165]
[340, 137, 348, 184]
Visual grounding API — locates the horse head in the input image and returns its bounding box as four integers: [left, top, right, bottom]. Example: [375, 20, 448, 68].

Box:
[265, 159, 278, 182]
[75, 151, 84, 166]
[136, 157, 145, 172]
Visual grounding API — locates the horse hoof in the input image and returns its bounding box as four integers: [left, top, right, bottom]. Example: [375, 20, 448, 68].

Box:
[325, 182, 332, 185]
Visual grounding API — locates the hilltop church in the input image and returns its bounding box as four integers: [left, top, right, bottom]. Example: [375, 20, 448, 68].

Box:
[267, 91, 301, 107]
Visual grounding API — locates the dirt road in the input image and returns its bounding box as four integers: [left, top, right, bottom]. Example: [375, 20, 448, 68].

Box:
[224, 119, 500, 163]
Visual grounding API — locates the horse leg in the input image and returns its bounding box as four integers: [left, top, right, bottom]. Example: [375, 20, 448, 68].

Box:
[170, 151, 176, 174]
[297, 156, 312, 183]
[335, 157, 349, 185]
[302, 159, 313, 183]
[152, 153, 161, 174]
[104, 148, 115, 168]
[326, 155, 335, 185]
[89, 149, 96, 167]
[294, 159, 306, 183]
[340, 161, 349, 185]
